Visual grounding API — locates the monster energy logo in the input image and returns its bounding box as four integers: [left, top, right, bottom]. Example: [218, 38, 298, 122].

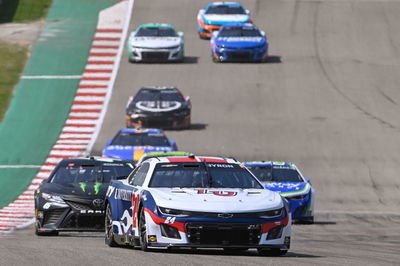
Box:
[79, 182, 103, 194]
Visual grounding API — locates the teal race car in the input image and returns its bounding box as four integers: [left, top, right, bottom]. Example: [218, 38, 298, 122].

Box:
[127, 23, 184, 62]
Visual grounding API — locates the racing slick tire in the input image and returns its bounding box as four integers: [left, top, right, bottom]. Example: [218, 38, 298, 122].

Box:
[105, 203, 118, 247]
[139, 208, 149, 251]
[257, 248, 288, 256]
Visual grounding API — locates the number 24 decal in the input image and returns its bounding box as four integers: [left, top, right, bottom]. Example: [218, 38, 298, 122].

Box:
[165, 216, 176, 224]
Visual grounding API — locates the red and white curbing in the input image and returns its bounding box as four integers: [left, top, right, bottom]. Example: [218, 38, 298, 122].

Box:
[0, 0, 134, 235]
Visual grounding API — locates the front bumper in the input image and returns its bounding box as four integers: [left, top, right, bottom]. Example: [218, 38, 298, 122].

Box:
[125, 113, 190, 129]
[284, 192, 314, 220]
[142, 208, 291, 250]
[36, 201, 105, 232]
[212, 46, 268, 62]
[197, 23, 222, 38]
[129, 46, 183, 62]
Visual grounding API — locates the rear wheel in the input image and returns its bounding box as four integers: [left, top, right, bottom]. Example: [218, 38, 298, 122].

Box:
[105, 204, 118, 247]
[258, 248, 288, 256]
[139, 208, 149, 251]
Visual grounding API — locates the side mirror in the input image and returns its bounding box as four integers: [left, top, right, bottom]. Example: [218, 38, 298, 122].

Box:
[106, 139, 112, 146]
[212, 31, 218, 39]
[260, 30, 266, 37]
[178, 31, 184, 38]
[305, 178, 311, 184]
[245, 9, 250, 15]
[169, 140, 178, 151]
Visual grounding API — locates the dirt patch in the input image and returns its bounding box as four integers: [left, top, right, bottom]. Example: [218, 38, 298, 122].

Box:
[0, 21, 43, 45]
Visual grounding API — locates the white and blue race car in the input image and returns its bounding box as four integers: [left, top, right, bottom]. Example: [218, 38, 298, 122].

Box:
[245, 161, 315, 224]
[104, 155, 291, 256]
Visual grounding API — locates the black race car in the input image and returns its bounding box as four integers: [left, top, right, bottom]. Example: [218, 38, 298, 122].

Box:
[34, 157, 134, 236]
[125, 87, 191, 129]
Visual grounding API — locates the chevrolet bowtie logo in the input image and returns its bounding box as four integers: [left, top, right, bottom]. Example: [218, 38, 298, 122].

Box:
[217, 213, 233, 218]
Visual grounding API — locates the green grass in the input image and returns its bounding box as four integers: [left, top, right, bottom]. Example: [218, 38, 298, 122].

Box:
[0, 42, 29, 120]
[0, 0, 52, 23]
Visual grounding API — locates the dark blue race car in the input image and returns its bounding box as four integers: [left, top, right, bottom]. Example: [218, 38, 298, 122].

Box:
[102, 128, 178, 163]
[245, 161, 315, 224]
[211, 23, 268, 62]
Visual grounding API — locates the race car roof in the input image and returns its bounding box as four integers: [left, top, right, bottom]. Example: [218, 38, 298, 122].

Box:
[207, 2, 243, 7]
[119, 128, 163, 134]
[244, 161, 294, 168]
[58, 157, 134, 165]
[137, 23, 176, 29]
[139, 86, 179, 91]
[154, 155, 237, 164]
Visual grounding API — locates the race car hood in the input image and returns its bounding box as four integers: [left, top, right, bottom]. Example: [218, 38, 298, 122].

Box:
[148, 188, 283, 212]
[202, 14, 250, 25]
[103, 145, 174, 161]
[264, 182, 310, 196]
[130, 37, 181, 49]
[134, 100, 183, 112]
[215, 36, 266, 49]
[39, 182, 108, 198]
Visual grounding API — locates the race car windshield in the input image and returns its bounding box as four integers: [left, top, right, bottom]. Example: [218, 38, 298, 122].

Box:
[149, 163, 263, 189]
[111, 132, 170, 147]
[248, 166, 303, 182]
[50, 163, 134, 184]
[102, 164, 134, 182]
[218, 27, 261, 37]
[206, 6, 246, 14]
[136, 27, 178, 37]
[134, 89, 184, 102]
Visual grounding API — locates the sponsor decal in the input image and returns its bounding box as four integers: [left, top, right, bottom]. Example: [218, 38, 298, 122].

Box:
[79, 182, 87, 192]
[197, 189, 237, 197]
[114, 188, 133, 201]
[207, 163, 234, 168]
[284, 236, 291, 248]
[136, 101, 181, 112]
[148, 235, 157, 243]
[94, 182, 102, 195]
[80, 210, 104, 214]
[217, 37, 263, 42]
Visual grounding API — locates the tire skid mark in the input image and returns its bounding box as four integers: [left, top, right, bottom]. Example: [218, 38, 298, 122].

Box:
[312, 2, 398, 130]
[0, 1, 132, 236]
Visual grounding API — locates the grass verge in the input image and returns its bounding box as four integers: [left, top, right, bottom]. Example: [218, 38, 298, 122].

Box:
[0, 42, 29, 120]
[0, 0, 52, 23]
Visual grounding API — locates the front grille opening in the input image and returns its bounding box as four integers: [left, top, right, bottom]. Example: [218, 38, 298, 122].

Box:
[43, 209, 66, 226]
[226, 52, 253, 61]
[66, 201, 90, 210]
[160, 224, 181, 239]
[60, 213, 104, 229]
[186, 223, 261, 245]
[266, 225, 283, 240]
[142, 52, 169, 60]
[294, 205, 307, 217]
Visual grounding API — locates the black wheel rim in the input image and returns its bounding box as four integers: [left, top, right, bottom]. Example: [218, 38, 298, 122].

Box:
[140, 211, 146, 243]
[105, 205, 113, 239]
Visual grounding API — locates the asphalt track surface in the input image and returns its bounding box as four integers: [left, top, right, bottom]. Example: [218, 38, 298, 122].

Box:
[1, 0, 400, 265]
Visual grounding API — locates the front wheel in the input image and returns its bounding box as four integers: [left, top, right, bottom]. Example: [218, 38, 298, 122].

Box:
[258, 248, 288, 256]
[139, 208, 149, 251]
[105, 204, 118, 247]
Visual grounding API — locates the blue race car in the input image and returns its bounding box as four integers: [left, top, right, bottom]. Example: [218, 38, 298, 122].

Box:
[197, 2, 252, 39]
[102, 128, 178, 162]
[211, 23, 268, 62]
[245, 161, 315, 224]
